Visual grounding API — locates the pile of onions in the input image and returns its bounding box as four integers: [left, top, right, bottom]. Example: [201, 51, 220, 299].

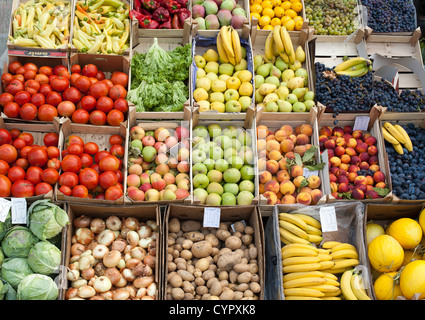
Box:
[66, 215, 158, 300]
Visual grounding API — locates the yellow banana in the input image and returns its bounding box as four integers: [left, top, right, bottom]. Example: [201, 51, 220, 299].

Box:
[322, 267, 351, 274]
[282, 271, 325, 282]
[282, 243, 319, 253]
[304, 284, 340, 293]
[279, 213, 308, 231]
[284, 296, 322, 300]
[216, 31, 229, 63]
[317, 260, 335, 270]
[279, 227, 311, 245]
[321, 241, 341, 249]
[331, 250, 359, 260]
[331, 259, 360, 270]
[307, 234, 323, 244]
[321, 296, 342, 300]
[272, 25, 284, 53]
[280, 25, 293, 56]
[293, 213, 322, 229]
[220, 26, 235, 59]
[334, 57, 367, 72]
[318, 248, 331, 255]
[279, 220, 309, 239]
[322, 289, 342, 297]
[331, 243, 358, 252]
[306, 225, 322, 236]
[392, 142, 404, 155]
[279, 51, 289, 63]
[383, 122, 406, 144]
[280, 235, 292, 246]
[335, 66, 369, 77]
[281, 247, 318, 259]
[382, 126, 400, 144]
[317, 253, 332, 261]
[340, 269, 358, 300]
[350, 272, 371, 300]
[288, 45, 296, 64]
[272, 40, 280, 57]
[283, 256, 320, 266]
[284, 288, 325, 298]
[283, 263, 322, 273]
[323, 278, 340, 287]
[283, 277, 326, 288]
[394, 124, 413, 152]
[264, 31, 274, 62]
[231, 27, 242, 65]
[340, 61, 367, 72]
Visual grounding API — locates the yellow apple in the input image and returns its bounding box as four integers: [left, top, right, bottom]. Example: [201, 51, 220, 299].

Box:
[209, 91, 225, 103]
[203, 49, 219, 62]
[193, 88, 209, 102]
[218, 74, 231, 82]
[211, 101, 225, 113]
[239, 82, 253, 97]
[205, 61, 219, 74]
[196, 77, 212, 91]
[194, 55, 206, 68]
[206, 72, 218, 82]
[197, 100, 211, 112]
[237, 70, 253, 83]
[211, 79, 227, 93]
[238, 96, 252, 111]
[226, 76, 241, 90]
[196, 68, 206, 79]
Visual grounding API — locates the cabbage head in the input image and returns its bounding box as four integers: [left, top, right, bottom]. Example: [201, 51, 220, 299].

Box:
[17, 274, 58, 300]
[28, 241, 61, 275]
[0, 210, 12, 241]
[28, 200, 69, 241]
[1, 226, 38, 258]
[0, 257, 34, 289]
[0, 248, 4, 268]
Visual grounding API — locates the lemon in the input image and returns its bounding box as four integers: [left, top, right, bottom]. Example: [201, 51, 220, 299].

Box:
[284, 18, 295, 31]
[294, 19, 304, 31]
[259, 15, 271, 27]
[270, 17, 281, 26]
[285, 8, 297, 18]
[281, 1, 292, 10]
[261, 0, 273, 9]
[280, 15, 291, 25]
[274, 6, 285, 18]
[250, 3, 263, 14]
[250, 12, 261, 20]
[291, 1, 303, 12]
[262, 24, 274, 30]
[271, 0, 282, 6]
[262, 7, 275, 18]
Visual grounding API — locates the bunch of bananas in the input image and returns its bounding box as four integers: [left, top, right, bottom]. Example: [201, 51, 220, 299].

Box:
[333, 57, 373, 77]
[278, 213, 323, 246]
[340, 269, 371, 300]
[382, 122, 413, 155]
[217, 26, 242, 66]
[319, 241, 361, 274]
[264, 25, 304, 64]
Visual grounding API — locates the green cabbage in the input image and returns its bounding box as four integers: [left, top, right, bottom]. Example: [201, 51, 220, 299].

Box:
[0, 248, 4, 268]
[0, 258, 33, 289]
[17, 274, 58, 300]
[1, 226, 38, 258]
[27, 241, 61, 275]
[0, 210, 12, 242]
[28, 200, 69, 241]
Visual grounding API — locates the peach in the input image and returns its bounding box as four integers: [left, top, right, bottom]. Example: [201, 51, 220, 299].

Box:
[259, 183, 265, 194]
[259, 171, 273, 184]
[277, 169, 291, 183]
[329, 156, 342, 167]
[375, 182, 386, 189]
[348, 172, 358, 182]
[335, 168, 347, 177]
[365, 175, 374, 185]
[307, 175, 321, 189]
[350, 156, 361, 166]
[320, 126, 332, 137]
[269, 149, 282, 161]
[359, 152, 370, 163]
[319, 135, 329, 143]
[369, 156, 379, 165]
[327, 149, 335, 158]
[345, 147, 357, 156]
[296, 192, 312, 205]
[290, 165, 304, 178]
[344, 125, 353, 134]
[324, 139, 336, 149]
[257, 158, 266, 172]
[363, 133, 372, 141]
[293, 145, 307, 156]
[355, 142, 368, 154]
[365, 189, 379, 199]
[310, 189, 323, 204]
[263, 191, 278, 205]
[293, 175, 307, 188]
[340, 154, 351, 164]
[332, 126, 344, 137]
[338, 182, 350, 193]
[329, 173, 337, 183]
[280, 180, 296, 195]
[365, 136, 377, 146]
[351, 188, 364, 200]
[288, 134, 297, 144]
[281, 194, 296, 204]
[373, 171, 385, 183]
[274, 129, 288, 142]
[343, 133, 353, 140]
[257, 125, 269, 139]
[280, 139, 294, 153]
[257, 139, 267, 151]
[346, 138, 357, 148]
[354, 175, 367, 186]
[367, 145, 378, 156]
[285, 151, 296, 159]
[276, 190, 283, 199]
[278, 157, 287, 170]
[280, 125, 294, 136]
[339, 163, 349, 172]
[348, 165, 360, 173]
[296, 133, 310, 145]
[337, 175, 349, 185]
[299, 124, 313, 136]
[359, 161, 370, 170]
[352, 130, 363, 140]
[335, 137, 346, 147]
[329, 166, 340, 176]
[330, 181, 338, 193]
[332, 191, 343, 199]
[334, 146, 345, 157]
[357, 184, 367, 192]
[264, 180, 280, 194]
[366, 185, 374, 192]
[266, 140, 280, 152]
[299, 187, 312, 195]
[259, 149, 267, 160]
[266, 134, 276, 142]
[369, 164, 380, 172]
[266, 159, 280, 174]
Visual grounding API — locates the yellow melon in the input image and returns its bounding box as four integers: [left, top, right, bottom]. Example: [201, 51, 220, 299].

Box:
[368, 235, 404, 273]
[386, 218, 423, 249]
[373, 272, 402, 300]
[400, 260, 425, 300]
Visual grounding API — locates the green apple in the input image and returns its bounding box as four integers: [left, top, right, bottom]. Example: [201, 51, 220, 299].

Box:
[223, 168, 241, 183]
[225, 100, 242, 113]
[196, 68, 206, 78]
[193, 188, 209, 204]
[239, 180, 255, 193]
[231, 138, 242, 151]
[237, 130, 252, 146]
[131, 139, 143, 151]
[205, 193, 221, 205]
[223, 147, 237, 159]
[193, 173, 209, 189]
[207, 169, 223, 183]
[193, 125, 209, 139]
[228, 155, 244, 170]
[204, 158, 215, 171]
[254, 75, 264, 89]
[304, 90, 315, 101]
[277, 99, 293, 112]
[195, 143, 210, 156]
[223, 183, 239, 195]
[215, 159, 229, 172]
[286, 93, 298, 104]
[238, 146, 254, 165]
[214, 135, 232, 149]
[211, 79, 227, 92]
[141, 146, 157, 162]
[206, 141, 217, 149]
[224, 89, 240, 102]
[265, 101, 278, 112]
[205, 61, 219, 74]
[218, 63, 234, 76]
[265, 75, 280, 87]
[221, 192, 236, 205]
[192, 136, 205, 147]
[208, 123, 222, 138]
[238, 96, 252, 112]
[207, 182, 224, 195]
[210, 146, 223, 160]
[210, 91, 225, 103]
[240, 165, 255, 180]
[236, 190, 254, 205]
[293, 101, 306, 112]
[192, 163, 208, 175]
[192, 149, 207, 164]
[304, 99, 315, 111]
[222, 125, 239, 139]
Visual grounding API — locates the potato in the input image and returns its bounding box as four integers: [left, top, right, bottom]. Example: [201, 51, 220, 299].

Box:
[168, 262, 177, 272]
[186, 231, 205, 242]
[237, 272, 252, 284]
[191, 241, 213, 258]
[182, 280, 195, 293]
[180, 249, 193, 261]
[184, 293, 195, 300]
[181, 220, 202, 232]
[220, 289, 235, 300]
[195, 277, 205, 286]
[177, 270, 195, 282]
[182, 239, 193, 250]
[217, 251, 242, 271]
[216, 229, 231, 241]
[233, 221, 245, 233]
[195, 258, 210, 272]
[233, 263, 250, 273]
[169, 218, 181, 233]
[210, 280, 223, 296]
[196, 285, 208, 296]
[202, 269, 215, 281]
[225, 236, 242, 250]
[234, 291, 244, 300]
[241, 234, 253, 246]
[205, 234, 219, 247]
[218, 270, 228, 281]
[244, 226, 254, 235]
[250, 282, 261, 294]
[169, 274, 183, 288]
[248, 245, 258, 260]
[229, 270, 238, 284]
[236, 283, 249, 292]
[171, 287, 184, 300]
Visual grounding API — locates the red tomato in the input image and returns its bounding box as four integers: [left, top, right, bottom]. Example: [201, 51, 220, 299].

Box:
[113, 98, 129, 113]
[41, 168, 59, 185]
[71, 109, 89, 124]
[0, 174, 11, 197]
[23, 69, 37, 81]
[67, 143, 84, 156]
[96, 96, 114, 113]
[14, 91, 31, 106]
[107, 109, 124, 126]
[53, 65, 68, 77]
[109, 135, 123, 146]
[115, 170, 123, 184]
[19, 103, 37, 120]
[47, 146, 60, 159]
[1, 73, 13, 86]
[24, 79, 40, 94]
[90, 164, 101, 175]
[30, 93, 45, 107]
[46, 91, 62, 106]
[110, 71, 129, 88]
[18, 132, 34, 146]
[59, 185, 72, 196]
[34, 74, 49, 85]
[57, 101, 76, 117]
[50, 76, 69, 92]
[35, 182, 53, 195]
[47, 158, 61, 170]
[43, 132, 59, 147]
[95, 193, 105, 200]
[38, 104, 58, 121]
[88, 77, 98, 85]
[99, 170, 118, 190]
[72, 184, 89, 198]
[3, 102, 20, 118]
[74, 75, 92, 93]
[80, 153, 94, 168]
[99, 155, 120, 172]
[12, 138, 26, 150]
[71, 64, 81, 74]
[15, 158, 29, 170]
[39, 83, 53, 96]
[27, 146, 48, 167]
[7, 166, 26, 183]
[12, 74, 25, 83]
[11, 179, 34, 197]
[26, 166, 43, 185]
[0, 160, 10, 175]
[82, 64, 98, 78]
[0, 129, 12, 145]
[20, 146, 32, 159]
[0, 144, 18, 164]
[105, 185, 123, 201]
[10, 129, 20, 140]
[0, 93, 14, 107]
[80, 95, 97, 112]
[94, 150, 110, 164]
[23, 63, 38, 73]
[89, 110, 107, 126]
[38, 66, 53, 77]
[5, 79, 24, 95]
[79, 167, 99, 190]
[8, 61, 22, 75]
[84, 142, 99, 155]
[61, 154, 82, 173]
[110, 144, 125, 159]
[62, 87, 82, 104]
[65, 135, 84, 147]
[15, 66, 26, 75]
[108, 84, 127, 100]
[95, 70, 105, 81]
[59, 172, 79, 188]
[88, 81, 109, 99]
[70, 72, 81, 87]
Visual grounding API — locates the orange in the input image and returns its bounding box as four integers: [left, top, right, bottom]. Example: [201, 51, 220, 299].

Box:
[261, 0, 273, 9]
[270, 17, 282, 26]
[259, 15, 271, 27]
[280, 15, 291, 25]
[294, 19, 304, 31]
[262, 7, 275, 18]
[281, 1, 292, 10]
[271, 0, 282, 6]
[291, 1, 303, 13]
[293, 15, 303, 23]
[274, 7, 285, 18]
[250, 4, 263, 14]
[285, 8, 297, 18]
[250, 12, 261, 20]
[284, 18, 295, 31]
[262, 24, 274, 30]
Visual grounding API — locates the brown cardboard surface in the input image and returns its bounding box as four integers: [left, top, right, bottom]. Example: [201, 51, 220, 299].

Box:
[163, 204, 265, 300]
[60, 203, 161, 300]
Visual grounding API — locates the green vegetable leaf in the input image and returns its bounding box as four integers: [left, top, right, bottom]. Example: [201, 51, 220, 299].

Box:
[305, 162, 325, 171]
[302, 145, 317, 163]
[373, 187, 390, 197]
[294, 153, 303, 166]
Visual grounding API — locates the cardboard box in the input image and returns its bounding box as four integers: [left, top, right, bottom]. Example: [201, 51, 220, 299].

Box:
[0, 117, 62, 202]
[55, 117, 128, 205]
[124, 106, 192, 205]
[254, 106, 327, 215]
[364, 202, 425, 300]
[191, 107, 260, 205]
[191, 24, 255, 119]
[59, 203, 161, 300]
[163, 204, 265, 300]
[317, 105, 393, 203]
[264, 201, 370, 300]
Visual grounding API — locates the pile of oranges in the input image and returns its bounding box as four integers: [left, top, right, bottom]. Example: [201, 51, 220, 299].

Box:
[250, 0, 304, 31]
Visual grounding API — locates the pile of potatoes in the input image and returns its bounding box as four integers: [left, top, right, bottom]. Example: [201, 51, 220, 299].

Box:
[166, 218, 261, 300]
[65, 215, 158, 300]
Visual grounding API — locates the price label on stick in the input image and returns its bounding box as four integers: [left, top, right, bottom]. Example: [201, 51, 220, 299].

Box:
[353, 116, 370, 132]
[11, 198, 27, 225]
[319, 206, 338, 232]
[203, 207, 221, 228]
[0, 198, 11, 223]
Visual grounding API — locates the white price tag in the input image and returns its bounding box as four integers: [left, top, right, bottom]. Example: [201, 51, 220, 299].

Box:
[303, 167, 319, 179]
[353, 116, 370, 132]
[11, 198, 27, 225]
[319, 206, 338, 232]
[0, 198, 11, 223]
[203, 207, 221, 228]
